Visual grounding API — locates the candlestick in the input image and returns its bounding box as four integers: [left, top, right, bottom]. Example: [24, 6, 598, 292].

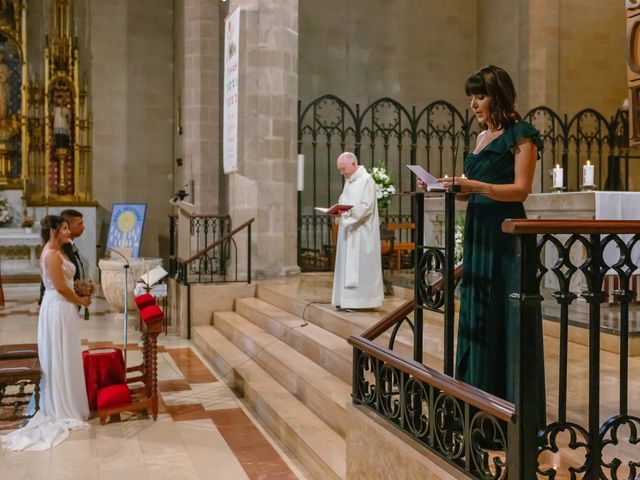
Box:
[583, 160, 595, 187]
[552, 164, 563, 189]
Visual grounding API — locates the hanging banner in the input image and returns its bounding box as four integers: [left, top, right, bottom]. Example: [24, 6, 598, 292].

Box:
[223, 7, 241, 173]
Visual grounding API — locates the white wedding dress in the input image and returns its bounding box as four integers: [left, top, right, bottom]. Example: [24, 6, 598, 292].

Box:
[1, 252, 89, 451]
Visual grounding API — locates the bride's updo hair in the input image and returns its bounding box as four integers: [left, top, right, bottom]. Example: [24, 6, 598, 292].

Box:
[40, 215, 66, 243]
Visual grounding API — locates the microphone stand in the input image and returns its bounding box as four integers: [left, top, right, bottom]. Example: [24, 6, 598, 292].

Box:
[443, 121, 466, 374]
[108, 249, 130, 367]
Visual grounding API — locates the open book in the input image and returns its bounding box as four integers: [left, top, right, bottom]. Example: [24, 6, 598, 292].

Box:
[139, 265, 169, 286]
[314, 204, 353, 215]
[406, 165, 445, 192]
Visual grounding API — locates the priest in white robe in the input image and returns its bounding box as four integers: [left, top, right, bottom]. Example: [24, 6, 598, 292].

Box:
[332, 152, 384, 309]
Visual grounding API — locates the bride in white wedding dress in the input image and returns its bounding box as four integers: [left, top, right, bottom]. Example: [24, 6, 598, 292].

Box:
[2, 215, 92, 451]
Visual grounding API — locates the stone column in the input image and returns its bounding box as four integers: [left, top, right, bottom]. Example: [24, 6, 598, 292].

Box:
[182, 0, 222, 212]
[518, 0, 560, 110]
[226, 0, 300, 278]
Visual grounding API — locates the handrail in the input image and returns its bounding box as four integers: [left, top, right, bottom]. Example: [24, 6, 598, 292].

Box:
[360, 298, 414, 340]
[354, 293, 515, 421]
[186, 213, 230, 218]
[177, 218, 255, 264]
[503, 219, 640, 235]
[348, 335, 515, 422]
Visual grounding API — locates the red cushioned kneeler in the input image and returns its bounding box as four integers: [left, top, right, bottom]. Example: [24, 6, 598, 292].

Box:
[140, 305, 163, 325]
[97, 383, 132, 410]
[134, 293, 156, 310]
[82, 348, 126, 411]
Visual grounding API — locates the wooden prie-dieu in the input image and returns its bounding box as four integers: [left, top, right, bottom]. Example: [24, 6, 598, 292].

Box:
[97, 303, 164, 424]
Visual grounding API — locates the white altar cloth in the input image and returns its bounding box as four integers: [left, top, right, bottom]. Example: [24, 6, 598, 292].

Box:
[0, 228, 42, 274]
[595, 192, 640, 269]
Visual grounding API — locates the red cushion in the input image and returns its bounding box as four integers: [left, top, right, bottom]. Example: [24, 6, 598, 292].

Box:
[97, 383, 131, 410]
[140, 305, 163, 325]
[134, 293, 156, 310]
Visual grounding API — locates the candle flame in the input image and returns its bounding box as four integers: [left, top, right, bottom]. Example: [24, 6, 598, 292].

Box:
[586, 160, 591, 166]
[444, 174, 449, 178]
[555, 164, 560, 169]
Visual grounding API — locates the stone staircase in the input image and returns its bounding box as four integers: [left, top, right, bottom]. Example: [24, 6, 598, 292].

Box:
[192, 278, 445, 480]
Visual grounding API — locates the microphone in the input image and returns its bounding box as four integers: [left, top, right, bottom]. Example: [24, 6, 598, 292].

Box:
[107, 247, 130, 267]
[107, 248, 132, 366]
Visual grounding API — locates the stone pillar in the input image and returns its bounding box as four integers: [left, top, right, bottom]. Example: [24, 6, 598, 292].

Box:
[226, 0, 300, 278]
[182, 0, 222, 212]
[518, 0, 560, 110]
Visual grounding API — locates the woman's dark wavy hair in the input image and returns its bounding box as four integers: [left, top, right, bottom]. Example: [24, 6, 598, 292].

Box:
[465, 65, 521, 130]
[40, 215, 66, 243]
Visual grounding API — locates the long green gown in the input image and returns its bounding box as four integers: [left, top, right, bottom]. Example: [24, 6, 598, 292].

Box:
[456, 120, 546, 427]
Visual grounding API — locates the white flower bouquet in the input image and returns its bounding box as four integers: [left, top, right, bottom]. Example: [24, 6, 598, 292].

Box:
[0, 197, 12, 227]
[454, 216, 464, 265]
[370, 165, 396, 210]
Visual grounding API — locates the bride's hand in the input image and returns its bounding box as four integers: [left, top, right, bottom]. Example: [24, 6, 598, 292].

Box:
[78, 296, 91, 307]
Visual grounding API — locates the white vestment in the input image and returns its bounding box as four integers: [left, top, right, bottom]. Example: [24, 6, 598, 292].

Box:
[332, 165, 384, 309]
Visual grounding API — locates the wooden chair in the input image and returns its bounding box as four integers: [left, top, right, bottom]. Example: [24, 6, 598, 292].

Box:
[381, 222, 416, 270]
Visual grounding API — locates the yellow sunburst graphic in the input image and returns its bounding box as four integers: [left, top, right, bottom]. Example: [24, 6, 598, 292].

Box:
[116, 211, 136, 232]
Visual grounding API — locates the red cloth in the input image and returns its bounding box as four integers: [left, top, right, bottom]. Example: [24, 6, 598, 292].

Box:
[134, 293, 156, 310]
[97, 383, 131, 410]
[140, 305, 163, 325]
[82, 348, 126, 411]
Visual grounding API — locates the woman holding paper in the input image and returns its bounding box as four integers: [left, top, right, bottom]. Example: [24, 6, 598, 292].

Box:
[437, 65, 546, 427]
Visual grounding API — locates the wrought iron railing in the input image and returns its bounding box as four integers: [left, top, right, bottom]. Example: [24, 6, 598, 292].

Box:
[349, 190, 640, 479]
[173, 218, 254, 285]
[297, 95, 636, 271]
[168, 214, 231, 278]
[298, 212, 414, 272]
[504, 219, 640, 480]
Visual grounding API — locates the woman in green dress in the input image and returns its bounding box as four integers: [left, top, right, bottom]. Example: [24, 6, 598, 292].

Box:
[439, 65, 546, 428]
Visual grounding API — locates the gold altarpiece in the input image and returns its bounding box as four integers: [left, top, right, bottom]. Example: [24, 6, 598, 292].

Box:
[0, 0, 91, 203]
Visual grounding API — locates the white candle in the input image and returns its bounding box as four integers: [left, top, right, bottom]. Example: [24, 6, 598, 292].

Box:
[297, 154, 305, 191]
[553, 164, 563, 189]
[583, 160, 595, 186]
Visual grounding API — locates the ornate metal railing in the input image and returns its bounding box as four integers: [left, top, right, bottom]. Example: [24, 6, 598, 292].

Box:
[297, 95, 635, 271]
[504, 219, 640, 480]
[173, 218, 253, 285]
[168, 214, 231, 278]
[299, 212, 413, 272]
[349, 190, 640, 479]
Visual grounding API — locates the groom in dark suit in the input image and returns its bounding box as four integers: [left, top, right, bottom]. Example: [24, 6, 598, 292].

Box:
[38, 209, 86, 306]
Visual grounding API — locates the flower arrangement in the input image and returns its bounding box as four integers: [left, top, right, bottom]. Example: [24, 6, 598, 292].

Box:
[369, 165, 396, 211]
[0, 197, 12, 227]
[454, 215, 464, 265]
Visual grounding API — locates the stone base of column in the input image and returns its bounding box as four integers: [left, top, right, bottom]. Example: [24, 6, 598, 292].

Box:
[255, 264, 301, 279]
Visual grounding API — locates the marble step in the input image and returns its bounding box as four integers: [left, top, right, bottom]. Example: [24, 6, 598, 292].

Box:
[192, 326, 346, 480]
[213, 311, 351, 439]
[255, 283, 445, 370]
[234, 296, 352, 384]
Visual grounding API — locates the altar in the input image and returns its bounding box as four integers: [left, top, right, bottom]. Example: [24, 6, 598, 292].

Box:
[423, 191, 640, 343]
[0, 228, 41, 273]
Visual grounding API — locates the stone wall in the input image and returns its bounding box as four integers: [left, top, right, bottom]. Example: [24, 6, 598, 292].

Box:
[557, 0, 627, 114]
[90, 0, 174, 258]
[299, 0, 627, 116]
[299, 0, 477, 108]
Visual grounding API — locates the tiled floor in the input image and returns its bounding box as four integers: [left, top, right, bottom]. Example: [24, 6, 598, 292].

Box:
[0, 284, 308, 480]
